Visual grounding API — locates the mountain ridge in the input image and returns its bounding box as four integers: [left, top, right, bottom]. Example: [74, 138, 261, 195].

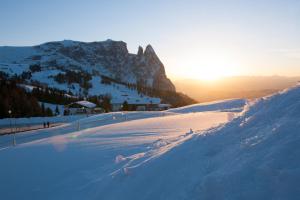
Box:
[0, 39, 175, 95]
[0, 40, 196, 114]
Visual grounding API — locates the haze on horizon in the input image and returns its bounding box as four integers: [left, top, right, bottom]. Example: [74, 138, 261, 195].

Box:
[1, 0, 300, 80]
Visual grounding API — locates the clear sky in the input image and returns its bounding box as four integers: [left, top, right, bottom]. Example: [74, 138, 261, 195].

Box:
[1, 0, 300, 80]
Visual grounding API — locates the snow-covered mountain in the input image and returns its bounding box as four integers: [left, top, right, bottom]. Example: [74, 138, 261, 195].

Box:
[0, 39, 175, 98]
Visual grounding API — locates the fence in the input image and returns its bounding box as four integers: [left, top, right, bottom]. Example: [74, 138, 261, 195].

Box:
[0, 111, 170, 149]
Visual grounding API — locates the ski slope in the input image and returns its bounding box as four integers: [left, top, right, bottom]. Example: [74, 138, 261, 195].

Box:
[0, 86, 299, 199]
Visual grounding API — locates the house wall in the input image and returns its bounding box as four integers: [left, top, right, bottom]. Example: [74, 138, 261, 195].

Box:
[66, 108, 92, 115]
[112, 104, 123, 112]
[111, 103, 162, 111]
[136, 105, 146, 111]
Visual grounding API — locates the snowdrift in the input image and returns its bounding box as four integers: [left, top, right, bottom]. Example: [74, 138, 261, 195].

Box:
[102, 85, 300, 199]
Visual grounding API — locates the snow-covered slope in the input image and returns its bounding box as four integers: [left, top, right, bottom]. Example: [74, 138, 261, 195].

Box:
[0, 111, 233, 199]
[0, 40, 175, 95]
[0, 85, 299, 199]
[102, 85, 300, 200]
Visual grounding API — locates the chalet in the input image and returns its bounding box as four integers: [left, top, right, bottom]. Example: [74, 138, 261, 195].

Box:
[64, 100, 103, 115]
[157, 103, 172, 111]
[111, 97, 161, 111]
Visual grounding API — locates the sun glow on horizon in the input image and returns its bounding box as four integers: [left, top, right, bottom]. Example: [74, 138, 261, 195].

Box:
[182, 64, 238, 81]
[168, 50, 241, 81]
[196, 66, 235, 81]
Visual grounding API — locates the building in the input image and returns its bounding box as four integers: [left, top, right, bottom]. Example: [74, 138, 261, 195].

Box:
[111, 97, 161, 111]
[157, 103, 172, 111]
[64, 100, 102, 115]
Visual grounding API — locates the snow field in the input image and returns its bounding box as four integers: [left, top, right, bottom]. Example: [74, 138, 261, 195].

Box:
[2, 87, 299, 200]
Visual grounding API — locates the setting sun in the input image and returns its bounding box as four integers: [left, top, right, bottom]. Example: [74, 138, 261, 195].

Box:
[169, 50, 240, 81]
[196, 66, 233, 81]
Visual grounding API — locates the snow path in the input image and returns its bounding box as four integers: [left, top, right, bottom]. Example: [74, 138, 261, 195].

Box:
[0, 97, 244, 148]
[0, 112, 169, 148]
[0, 111, 234, 199]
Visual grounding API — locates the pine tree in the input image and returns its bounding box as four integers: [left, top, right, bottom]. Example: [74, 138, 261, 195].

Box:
[41, 103, 45, 116]
[122, 101, 129, 111]
[101, 96, 111, 112]
[45, 107, 53, 116]
[55, 105, 60, 115]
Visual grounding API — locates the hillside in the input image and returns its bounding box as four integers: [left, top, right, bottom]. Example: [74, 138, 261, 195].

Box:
[0, 40, 195, 115]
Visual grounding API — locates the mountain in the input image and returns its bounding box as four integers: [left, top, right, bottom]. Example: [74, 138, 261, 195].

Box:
[0, 39, 175, 96]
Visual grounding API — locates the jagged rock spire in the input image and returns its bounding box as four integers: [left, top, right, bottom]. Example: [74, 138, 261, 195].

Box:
[137, 46, 143, 57]
[144, 44, 156, 57]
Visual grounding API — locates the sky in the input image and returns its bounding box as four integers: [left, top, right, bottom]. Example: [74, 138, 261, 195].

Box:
[0, 0, 300, 80]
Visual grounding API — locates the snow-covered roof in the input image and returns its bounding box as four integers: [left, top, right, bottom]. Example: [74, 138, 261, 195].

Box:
[74, 101, 96, 108]
[18, 84, 37, 92]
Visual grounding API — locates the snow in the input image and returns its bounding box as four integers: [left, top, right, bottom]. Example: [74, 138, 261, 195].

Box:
[0, 63, 29, 75]
[21, 73, 160, 103]
[0, 85, 300, 199]
[29, 69, 83, 95]
[31, 69, 66, 87]
[39, 102, 64, 115]
[18, 84, 37, 92]
[74, 101, 96, 108]
[168, 98, 246, 113]
[0, 110, 232, 199]
[89, 76, 160, 104]
[89, 76, 129, 96]
[0, 111, 171, 147]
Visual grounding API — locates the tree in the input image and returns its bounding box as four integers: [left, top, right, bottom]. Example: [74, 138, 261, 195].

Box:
[55, 105, 60, 115]
[122, 101, 129, 111]
[0, 79, 43, 118]
[41, 103, 45, 116]
[29, 64, 41, 72]
[45, 107, 53, 117]
[101, 96, 111, 113]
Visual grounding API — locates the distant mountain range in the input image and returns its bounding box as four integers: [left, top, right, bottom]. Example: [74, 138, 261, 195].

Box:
[174, 76, 300, 102]
[0, 40, 194, 109]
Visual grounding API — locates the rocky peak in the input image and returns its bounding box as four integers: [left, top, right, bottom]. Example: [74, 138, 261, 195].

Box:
[137, 46, 143, 57]
[135, 44, 175, 91]
[144, 44, 156, 57]
[96, 40, 128, 55]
